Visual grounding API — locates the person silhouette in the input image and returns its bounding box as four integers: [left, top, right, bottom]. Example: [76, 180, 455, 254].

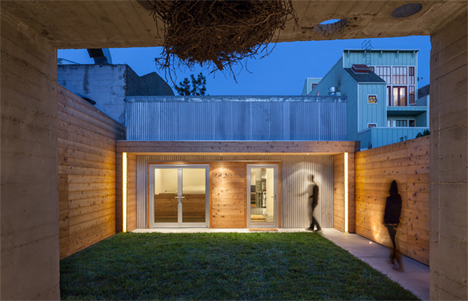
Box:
[305, 175, 321, 232]
[384, 180, 403, 270]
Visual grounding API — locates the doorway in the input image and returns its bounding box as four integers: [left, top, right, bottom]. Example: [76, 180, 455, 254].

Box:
[247, 164, 279, 228]
[149, 164, 209, 228]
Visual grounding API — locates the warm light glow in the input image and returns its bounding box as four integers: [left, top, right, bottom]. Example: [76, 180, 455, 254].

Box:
[369, 242, 373, 244]
[122, 152, 127, 233]
[344, 152, 349, 233]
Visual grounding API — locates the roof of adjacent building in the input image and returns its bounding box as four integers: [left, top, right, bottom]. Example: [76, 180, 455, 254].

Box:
[344, 68, 386, 83]
[343, 49, 419, 52]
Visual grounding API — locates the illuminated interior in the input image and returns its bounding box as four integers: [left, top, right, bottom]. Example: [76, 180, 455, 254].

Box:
[250, 168, 275, 223]
[154, 168, 206, 224]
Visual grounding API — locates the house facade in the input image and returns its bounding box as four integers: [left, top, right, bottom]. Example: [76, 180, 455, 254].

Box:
[119, 96, 357, 232]
[305, 49, 429, 149]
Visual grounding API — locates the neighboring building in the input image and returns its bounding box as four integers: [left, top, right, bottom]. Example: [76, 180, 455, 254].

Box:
[58, 53, 174, 124]
[307, 49, 429, 149]
[301, 77, 322, 95]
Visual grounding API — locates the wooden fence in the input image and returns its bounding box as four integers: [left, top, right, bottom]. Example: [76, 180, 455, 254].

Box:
[355, 136, 430, 264]
[58, 85, 125, 258]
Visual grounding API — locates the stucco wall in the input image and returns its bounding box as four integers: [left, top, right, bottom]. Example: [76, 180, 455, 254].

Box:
[1, 10, 60, 300]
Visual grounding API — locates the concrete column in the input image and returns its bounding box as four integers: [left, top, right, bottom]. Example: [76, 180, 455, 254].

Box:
[1, 10, 60, 299]
[429, 8, 468, 300]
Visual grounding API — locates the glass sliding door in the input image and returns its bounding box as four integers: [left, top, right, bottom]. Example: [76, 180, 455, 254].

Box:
[149, 165, 209, 228]
[182, 168, 206, 223]
[247, 164, 279, 228]
[153, 168, 178, 224]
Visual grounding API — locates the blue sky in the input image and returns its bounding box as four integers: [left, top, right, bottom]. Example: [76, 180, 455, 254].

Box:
[58, 36, 431, 96]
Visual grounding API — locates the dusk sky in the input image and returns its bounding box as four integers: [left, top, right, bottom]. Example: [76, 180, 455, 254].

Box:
[58, 35, 431, 96]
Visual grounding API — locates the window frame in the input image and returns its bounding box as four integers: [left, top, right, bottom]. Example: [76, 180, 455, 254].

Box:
[367, 94, 378, 104]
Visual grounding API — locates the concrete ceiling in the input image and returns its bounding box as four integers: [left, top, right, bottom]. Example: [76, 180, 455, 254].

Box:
[1, 1, 467, 49]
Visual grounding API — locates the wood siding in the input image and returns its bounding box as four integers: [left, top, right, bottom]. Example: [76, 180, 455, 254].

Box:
[117, 140, 359, 154]
[58, 85, 125, 259]
[355, 136, 430, 264]
[210, 162, 247, 228]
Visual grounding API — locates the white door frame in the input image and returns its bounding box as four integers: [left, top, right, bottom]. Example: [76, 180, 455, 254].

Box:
[149, 164, 210, 228]
[246, 164, 279, 228]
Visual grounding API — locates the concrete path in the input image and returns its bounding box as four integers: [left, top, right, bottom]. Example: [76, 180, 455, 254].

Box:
[133, 227, 430, 300]
[320, 228, 430, 300]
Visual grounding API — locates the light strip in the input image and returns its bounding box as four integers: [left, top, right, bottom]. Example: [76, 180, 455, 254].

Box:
[344, 152, 349, 233]
[122, 152, 127, 233]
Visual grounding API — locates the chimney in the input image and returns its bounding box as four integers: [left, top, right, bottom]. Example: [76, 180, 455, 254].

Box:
[87, 48, 112, 64]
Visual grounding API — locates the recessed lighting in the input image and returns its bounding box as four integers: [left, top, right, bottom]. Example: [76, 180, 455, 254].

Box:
[391, 3, 422, 18]
[369, 242, 373, 244]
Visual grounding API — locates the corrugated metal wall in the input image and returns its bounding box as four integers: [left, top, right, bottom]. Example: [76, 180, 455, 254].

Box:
[343, 50, 418, 68]
[136, 155, 334, 229]
[126, 96, 347, 141]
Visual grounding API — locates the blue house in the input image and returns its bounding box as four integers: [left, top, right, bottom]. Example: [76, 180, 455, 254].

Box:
[303, 49, 429, 149]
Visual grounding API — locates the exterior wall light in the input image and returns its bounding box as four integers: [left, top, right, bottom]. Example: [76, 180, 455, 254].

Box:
[391, 3, 423, 18]
[122, 152, 127, 233]
[344, 152, 349, 233]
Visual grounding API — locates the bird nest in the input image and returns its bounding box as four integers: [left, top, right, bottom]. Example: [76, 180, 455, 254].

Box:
[141, 0, 297, 76]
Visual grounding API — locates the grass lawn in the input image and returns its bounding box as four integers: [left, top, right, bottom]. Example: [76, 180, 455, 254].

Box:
[61, 233, 419, 300]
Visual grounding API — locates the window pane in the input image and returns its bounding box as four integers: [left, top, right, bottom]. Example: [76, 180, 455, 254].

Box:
[409, 86, 415, 105]
[154, 169, 178, 223]
[182, 169, 206, 223]
[393, 66, 407, 85]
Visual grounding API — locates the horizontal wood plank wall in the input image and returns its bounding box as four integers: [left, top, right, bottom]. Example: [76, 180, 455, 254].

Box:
[355, 136, 430, 265]
[210, 162, 247, 228]
[57, 85, 125, 259]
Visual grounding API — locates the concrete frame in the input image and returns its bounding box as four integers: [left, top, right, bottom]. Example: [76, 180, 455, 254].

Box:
[1, 1, 467, 299]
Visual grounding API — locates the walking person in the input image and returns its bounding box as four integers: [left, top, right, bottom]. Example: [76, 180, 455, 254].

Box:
[305, 175, 321, 232]
[384, 180, 403, 270]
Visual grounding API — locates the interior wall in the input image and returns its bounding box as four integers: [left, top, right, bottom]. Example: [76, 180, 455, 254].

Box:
[429, 10, 468, 300]
[57, 86, 126, 257]
[355, 136, 430, 265]
[0, 10, 60, 299]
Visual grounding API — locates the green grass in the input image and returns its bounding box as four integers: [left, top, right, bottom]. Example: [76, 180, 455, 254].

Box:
[61, 233, 419, 300]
